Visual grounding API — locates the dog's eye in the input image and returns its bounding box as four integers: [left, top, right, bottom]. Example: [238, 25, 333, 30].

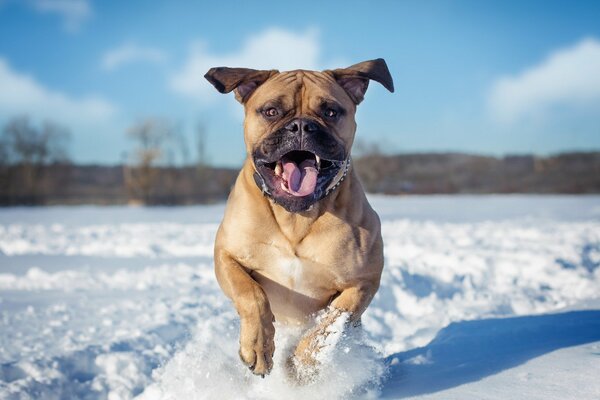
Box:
[324, 108, 338, 118]
[263, 108, 279, 118]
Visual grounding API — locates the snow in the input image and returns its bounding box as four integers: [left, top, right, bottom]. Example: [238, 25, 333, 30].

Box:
[1, 195, 599, 399]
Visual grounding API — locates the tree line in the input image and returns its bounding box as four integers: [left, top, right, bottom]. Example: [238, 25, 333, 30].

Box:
[0, 115, 231, 205]
[1, 115, 599, 206]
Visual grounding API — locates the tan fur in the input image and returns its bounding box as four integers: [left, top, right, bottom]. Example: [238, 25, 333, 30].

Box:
[209, 64, 390, 378]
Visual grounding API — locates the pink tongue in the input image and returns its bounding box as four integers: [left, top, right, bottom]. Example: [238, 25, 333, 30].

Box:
[282, 158, 318, 196]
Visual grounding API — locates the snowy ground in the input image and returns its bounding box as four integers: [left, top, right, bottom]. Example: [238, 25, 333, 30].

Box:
[1, 195, 599, 399]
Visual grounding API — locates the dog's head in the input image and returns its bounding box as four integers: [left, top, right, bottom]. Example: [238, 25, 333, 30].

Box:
[205, 59, 394, 212]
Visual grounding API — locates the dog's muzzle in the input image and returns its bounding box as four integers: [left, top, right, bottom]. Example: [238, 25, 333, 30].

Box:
[252, 118, 349, 213]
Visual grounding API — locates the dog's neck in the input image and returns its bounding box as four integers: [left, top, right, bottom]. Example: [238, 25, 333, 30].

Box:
[270, 180, 348, 245]
[242, 159, 354, 246]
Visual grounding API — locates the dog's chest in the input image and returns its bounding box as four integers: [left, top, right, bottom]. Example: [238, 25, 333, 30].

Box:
[260, 254, 320, 294]
[252, 252, 337, 323]
[276, 256, 306, 288]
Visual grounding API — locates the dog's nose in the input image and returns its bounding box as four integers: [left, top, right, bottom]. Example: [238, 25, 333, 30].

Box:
[284, 118, 320, 133]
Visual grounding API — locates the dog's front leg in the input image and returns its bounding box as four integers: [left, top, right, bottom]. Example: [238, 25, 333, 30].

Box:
[214, 248, 275, 377]
[291, 283, 378, 377]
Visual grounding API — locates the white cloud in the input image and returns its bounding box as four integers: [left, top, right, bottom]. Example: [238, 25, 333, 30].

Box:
[101, 43, 167, 71]
[0, 57, 127, 163]
[29, 0, 91, 32]
[170, 27, 341, 101]
[0, 57, 116, 126]
[488, 37, 600, 123]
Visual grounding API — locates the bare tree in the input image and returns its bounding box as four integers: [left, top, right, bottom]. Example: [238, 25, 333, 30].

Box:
[0, 139, 8, 166]
[0, 116, 70, 203]
[352, 138, 383, 158]
[124, 117, 187, 204]
[163, 122, 189, 204]
[194, 121, 211, 191]
[172, 121, 189, 167]
[1, 116, 70, 165]
[195, 121, 208, 167]
[125, 118, 165, 204]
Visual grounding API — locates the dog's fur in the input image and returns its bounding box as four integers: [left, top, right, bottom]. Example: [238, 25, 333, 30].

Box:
[204, 59, 393, 377]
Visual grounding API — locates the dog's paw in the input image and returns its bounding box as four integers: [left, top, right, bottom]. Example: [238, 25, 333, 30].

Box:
[239, 314, 275, 377]
[286, 352, 319, 385]
[293, 333, 319, 367]
[287, 308, 351, 383]
[285, 329, 327, 385]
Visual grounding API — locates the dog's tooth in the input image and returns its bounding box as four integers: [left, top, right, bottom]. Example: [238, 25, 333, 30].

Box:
[275, 162, 282, 176]
[315, 155, 321, 169]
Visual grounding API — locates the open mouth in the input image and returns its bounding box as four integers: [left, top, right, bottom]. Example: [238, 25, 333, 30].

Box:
[256, 150, 343, 199]
[275, 151, 318, 196]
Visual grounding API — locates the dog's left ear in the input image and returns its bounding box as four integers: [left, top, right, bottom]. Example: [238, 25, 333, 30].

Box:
[204, 67, 279, 104]
[328, 58, 394, 105]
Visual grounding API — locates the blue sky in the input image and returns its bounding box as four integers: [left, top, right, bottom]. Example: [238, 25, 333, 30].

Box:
[1, 0, 599, 166]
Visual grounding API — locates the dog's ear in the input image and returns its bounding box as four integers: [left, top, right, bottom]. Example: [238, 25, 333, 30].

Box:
[327, 58, 394, 105]
[204, 67, 279, 103]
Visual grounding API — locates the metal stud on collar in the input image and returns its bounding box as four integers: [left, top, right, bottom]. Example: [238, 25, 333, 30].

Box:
[324, 157, 350, 197]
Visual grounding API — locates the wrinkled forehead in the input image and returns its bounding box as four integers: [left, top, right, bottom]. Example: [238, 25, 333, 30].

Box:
[246, 70, 355, 110]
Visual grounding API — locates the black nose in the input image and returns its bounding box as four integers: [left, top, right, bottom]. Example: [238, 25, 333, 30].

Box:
[284, 118, 320, 133]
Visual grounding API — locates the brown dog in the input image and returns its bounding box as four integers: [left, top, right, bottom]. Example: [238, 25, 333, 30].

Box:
[204, 59, 394, 378]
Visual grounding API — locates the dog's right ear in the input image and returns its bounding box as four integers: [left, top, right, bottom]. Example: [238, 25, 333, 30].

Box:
[204, 67, 278, 104]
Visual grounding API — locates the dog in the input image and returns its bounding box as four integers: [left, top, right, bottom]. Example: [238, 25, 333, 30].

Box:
[204, 59, 394, 379]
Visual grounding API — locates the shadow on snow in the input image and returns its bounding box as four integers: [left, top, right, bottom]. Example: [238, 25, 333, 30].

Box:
[380, 310, 600, 398]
